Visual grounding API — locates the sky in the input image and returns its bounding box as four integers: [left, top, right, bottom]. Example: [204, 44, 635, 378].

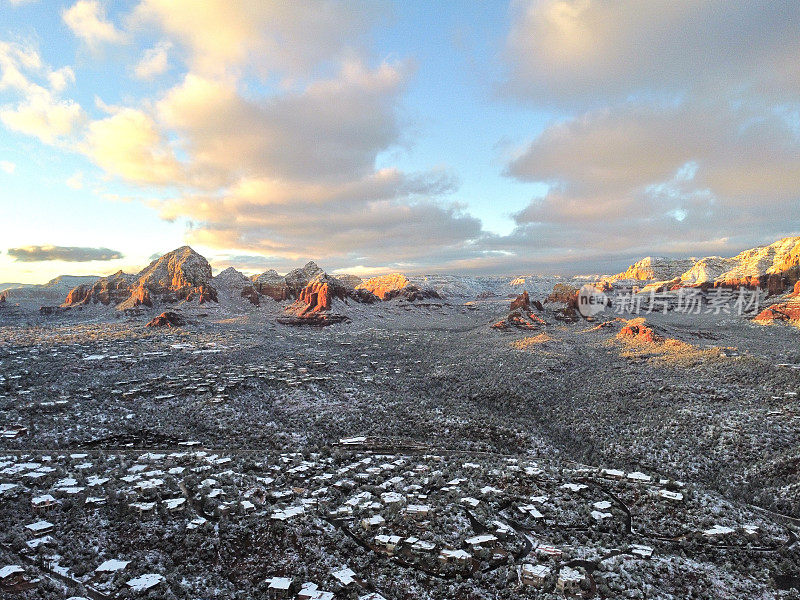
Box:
[1, 0, 799, 283]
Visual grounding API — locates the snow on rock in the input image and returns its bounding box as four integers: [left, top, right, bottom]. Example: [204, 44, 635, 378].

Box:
[111, 246, 217, 309]
[213, 267, 260, 306]
[63, 271, 136, 307]
[251, 269, 289, 301]
[679, 236, 800, 292]
[612, 256, 697, 281]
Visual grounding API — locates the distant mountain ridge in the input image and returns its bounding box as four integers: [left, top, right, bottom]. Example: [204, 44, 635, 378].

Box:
[16, 235, 800, 311]
[609, 236, 800, 294]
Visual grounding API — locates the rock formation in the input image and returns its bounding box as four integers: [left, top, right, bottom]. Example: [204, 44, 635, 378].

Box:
[278, 280, 349, 326]
[63, 271, 135, 306]
[491, 291, 547, 330]
[251, 269, 289, 301]
[679, 237, 800, 293]
[509, 290, 530, 311]
[617, 318, 663, 343]
[613, 256, 697, 281]
[114, 246, 217, 309]
[213, 267, 260, 306]
[357, 273, 410, 300]
[336, 274, 363, 289]
[285, 261, 325, 298]
[146, 311, 186, 328]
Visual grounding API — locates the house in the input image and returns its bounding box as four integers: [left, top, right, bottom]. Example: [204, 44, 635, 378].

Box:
[703, 525, 735, 538]
[361, 514, 385, 530]
[96, 559, 130, 574]
[438, 548, 472, 567]
[658, 490, 684, 502]
[518, 504, 544, 519]
[163, 497, 186, 512]
[267, 576, 292, 598]
[536, 544, 562, 560]
[519, 563, 550, 587]
[126, 573, 164, 592]
[25, 520, 54, 535]
[629, 544, 653, 559]
[129, 501, 156, 515]
[31, 494, 56, 513]
[374, 534, 402, 554]
[556, 566, 585, 595]
[0, 565, 25, 587]
[560, 483, 588, 493]
[297, 582, 334, 600]
[0, 426, 27, 439]
[331, 567, 357, 588]
[404, 504, 430, 519]
[601, 468, 625, 480]
[411, 539, 436, 553]
[465, 534, 498, 549]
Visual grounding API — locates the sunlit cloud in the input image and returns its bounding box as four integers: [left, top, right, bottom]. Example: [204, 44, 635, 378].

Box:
[62, 0, 127, 51]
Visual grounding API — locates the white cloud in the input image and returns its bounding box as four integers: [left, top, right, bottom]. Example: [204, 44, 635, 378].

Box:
[0, 41, 85, 143]
[131, 0, 384, 77]
[503, 0, 800, 108]
[82, 106, 183, 185]
[65, 171, 84, 189]
[0, 160, 16, 174]
[62, 0, 126, 51]
[494, 0, 800, 269]
[134, 40, 171, 79]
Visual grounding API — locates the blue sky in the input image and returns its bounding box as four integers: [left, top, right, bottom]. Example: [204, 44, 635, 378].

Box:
[1, 1, 798, 283]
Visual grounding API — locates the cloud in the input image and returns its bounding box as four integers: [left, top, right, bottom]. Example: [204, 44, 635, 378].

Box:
[62, 0, 126, 51]
[134, 40, 171, 79]
[503, 0, 800, 108]
[82, 106, 183, 185]
[494, 0, 800, 270]
[0, 41, 85, 143]
[131, 0, 384, 77]
[0, 161, 15, 174]
[7, 245, 124, 262]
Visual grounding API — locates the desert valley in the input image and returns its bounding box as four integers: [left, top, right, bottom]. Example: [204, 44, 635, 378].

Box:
[2, 237, 800, 599]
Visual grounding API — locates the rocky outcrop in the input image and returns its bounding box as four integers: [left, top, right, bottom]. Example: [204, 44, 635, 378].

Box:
[63, 271, 135, 306]
[389, 285, 441, 302]
[509, 290, 530, 311]
[492, 291, 547, 330]
[679, 236, 800, 293]
[278, 280, 349, 326]
[241, 287, 260, 306]
[491, 309, 547, 330]
[545, 283, 579, 308]
[755, 297, 800, 323]
[129, 284, 152, 307]
[117, 246, 217, 309]
[146, 311, 185, 328]
[213, 267, 259, 306]
[617, 318, 663, 343]
[337, 274, 363, 289]
[357, 273, 410, 300]
[251, 269, 289, 301]
[613, 257, 697, 281]
[285, 261, 325, 298]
